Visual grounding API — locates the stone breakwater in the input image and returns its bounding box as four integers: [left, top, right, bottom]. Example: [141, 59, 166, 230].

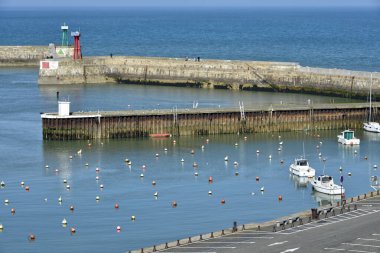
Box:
[0, 46, 73, 67]
[0, 46, 49, 67]
[38, 56, 380, 99]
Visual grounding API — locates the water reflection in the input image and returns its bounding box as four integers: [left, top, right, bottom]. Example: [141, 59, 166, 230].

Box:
[289, 174, 311, 188]
[312, 191, 341, 206]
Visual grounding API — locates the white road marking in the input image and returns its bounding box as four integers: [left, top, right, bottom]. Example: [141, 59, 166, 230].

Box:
[268, 241, 288, 246]
[177, 246, 236, 249]
[325, 248, 376, 253]
[164, 252, 217, 253]
[280, 247, 299, 253]
[372, 234, 380, 236]
[221, 236, 274, 239]
[196, 241, 255, 244]
[358, 238, 380, 242]
[342, 243, 380, 248]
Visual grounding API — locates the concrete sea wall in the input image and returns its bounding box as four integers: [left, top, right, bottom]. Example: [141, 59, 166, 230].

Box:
[0, 46, 73, 67]
[38, 56, 380, 99]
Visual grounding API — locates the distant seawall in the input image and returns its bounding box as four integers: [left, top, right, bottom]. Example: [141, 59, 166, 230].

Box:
[38, 56, 380, 99]
[0, 46, 72, 67]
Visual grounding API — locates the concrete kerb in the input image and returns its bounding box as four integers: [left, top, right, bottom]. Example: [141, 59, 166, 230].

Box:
[128, 190, 379, 253]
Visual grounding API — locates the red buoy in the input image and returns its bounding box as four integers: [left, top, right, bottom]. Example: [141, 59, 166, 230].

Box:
[256, 176, 260, 182]
[11, 208, 15, 214]
[114, 203, 119, 209]
[70, 205, 74, 212]
[208, 176, 213, 183]
[70, 227, 76, 234]
[25, 186, 30, 191]
[221, 199, 226, 204]
[278, 195, 283, 201]
[28, 234, 36, 241]
[172, 201, 177, 208]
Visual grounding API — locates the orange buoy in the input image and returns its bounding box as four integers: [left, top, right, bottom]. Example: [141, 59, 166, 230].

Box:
[114, 203, 119, 209]
[278, 195, 283, 201]
[208, 176, 213, 183]
[221, 199, 226, 204]
[172, 201, 177, 208]
[28, 234, 36, 241]
[70, 205, 74, 212]
[70, 227, 76, 234]
[11, 208, 15, 214]
[25, 186, 30, 191]
[256, 176, 260, 182]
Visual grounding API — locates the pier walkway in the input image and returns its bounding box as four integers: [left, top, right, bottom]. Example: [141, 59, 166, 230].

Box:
[132, 192, 380, 253]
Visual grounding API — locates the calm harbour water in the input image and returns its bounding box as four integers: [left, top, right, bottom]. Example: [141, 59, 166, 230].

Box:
[0, 68, 379, 253]
[1, 7, 380, 253]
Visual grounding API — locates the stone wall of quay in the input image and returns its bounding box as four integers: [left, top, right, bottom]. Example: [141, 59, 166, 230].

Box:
[38, 56, 380, 99]
[41, 103, 377, 140]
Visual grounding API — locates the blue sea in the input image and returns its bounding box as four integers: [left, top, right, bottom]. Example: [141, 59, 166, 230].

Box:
[1, 7, 380, 71]
[0, 7, 380, 253]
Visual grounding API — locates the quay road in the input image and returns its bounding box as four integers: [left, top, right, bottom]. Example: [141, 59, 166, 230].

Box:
[158, 194, 380, 253]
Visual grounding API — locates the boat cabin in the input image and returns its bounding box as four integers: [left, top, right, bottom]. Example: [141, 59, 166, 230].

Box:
[318, 175, 332, 183]
[343, 130, 355, 140]
[296, 159, 308, 166]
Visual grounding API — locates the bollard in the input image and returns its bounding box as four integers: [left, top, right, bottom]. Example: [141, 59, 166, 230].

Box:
[354, 204, 357, 210]
[364, 193, 367, 199]
[165, 243, 169, 249]
[210, 232, 214, 238]
[351, 197, 353, 203]
[357, 196, 360, 201]
[200, 234, 203, 240]
[177, 240, 180, 246]
[348, 205, 350, 212]
[153, 246, 157, 252]
[371, 192, 373, 197]
[309, 216, 312, 222]
[257, 225, 261, 231]
[221, 230, 225, 235]
[232, 221, 237, 232]
[377, 190, 379, 195]
[141, 248, 144, 253]
[242, 224, 245, 230]
[337, 202, 340, 207]
[188, 237, 192, 243]
[300, 218, 303, 225]
[272, 225, 276, 232]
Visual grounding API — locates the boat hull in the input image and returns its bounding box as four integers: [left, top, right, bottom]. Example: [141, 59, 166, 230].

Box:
[289, 164, 315, 178]
[364, 122, 380, 133]
[311, 181, 345, 195]
[337, 136, 360, 145]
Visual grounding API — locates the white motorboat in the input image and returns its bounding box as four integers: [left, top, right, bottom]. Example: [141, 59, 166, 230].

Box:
[337, 130, 360, 145]
[311, 175, 345, 195]
[364, 122, 380, 133]
[289, 158, 315, 178]
[363, 74, 380, 133]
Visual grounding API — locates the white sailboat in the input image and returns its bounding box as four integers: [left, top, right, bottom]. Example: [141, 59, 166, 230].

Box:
[364, 74, 380, 133]
[289, 143, 315, 178]
[311, 164, 344, 195]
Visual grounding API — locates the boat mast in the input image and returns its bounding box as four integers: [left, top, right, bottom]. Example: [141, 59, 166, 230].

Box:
[369, 74, 372, 122]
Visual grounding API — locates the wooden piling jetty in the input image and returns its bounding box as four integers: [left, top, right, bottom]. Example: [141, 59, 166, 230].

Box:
[41, 102, 379, 140]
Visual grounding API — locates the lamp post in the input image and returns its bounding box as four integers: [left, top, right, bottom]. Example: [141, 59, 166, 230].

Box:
[340, 175, 344, 205]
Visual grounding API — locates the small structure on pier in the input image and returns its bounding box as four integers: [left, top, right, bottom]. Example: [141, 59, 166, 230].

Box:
[58, 101, 70, 116]
[71, 31, 82, 60]
[61, 23, 69, 47]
